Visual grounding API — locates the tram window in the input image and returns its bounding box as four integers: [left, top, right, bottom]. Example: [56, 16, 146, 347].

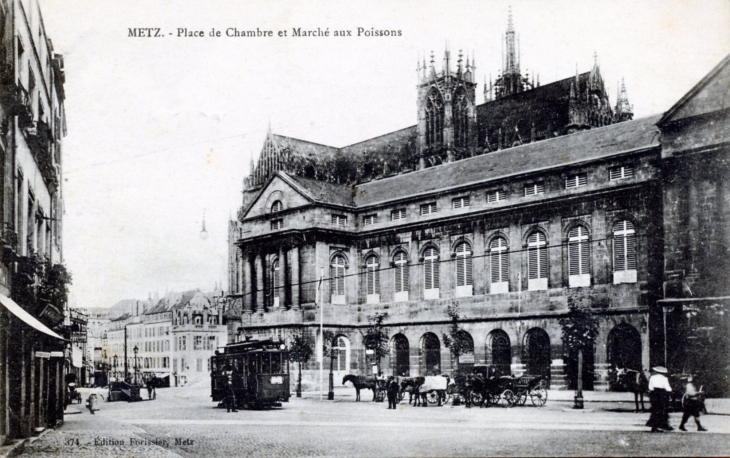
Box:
[261, 353, 272, 374]
[271, 353, 282, 374]
[247, 356, 256, 375]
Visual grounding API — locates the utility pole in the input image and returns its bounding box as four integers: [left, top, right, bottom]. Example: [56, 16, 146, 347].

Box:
[124, 325, 128, 383]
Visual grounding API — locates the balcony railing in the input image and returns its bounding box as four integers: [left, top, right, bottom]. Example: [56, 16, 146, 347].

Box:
[25, 120, 58, 191]
[1, 223, 18, 257]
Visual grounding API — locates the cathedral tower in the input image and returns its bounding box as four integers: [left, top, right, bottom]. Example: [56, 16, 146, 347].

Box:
[416, 49, 478, 170]
[493, 8, 533, 99]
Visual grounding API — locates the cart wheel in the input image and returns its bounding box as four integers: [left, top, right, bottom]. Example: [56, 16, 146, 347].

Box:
[470, 392, 483, 406]
[442, 392, 451, 405]
[530, 387, 548, 407]
[515, 391, 527, 406]
[426, 391, 439, 404]
[502, 389, 517, 407]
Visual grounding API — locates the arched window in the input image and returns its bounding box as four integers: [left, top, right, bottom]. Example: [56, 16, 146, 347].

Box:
[365, 255, 380, 304]
[393, 251, 409, 302]
[490, 237, 509, 294]
[420, 333, 441, 375]
[391, 334, 410, 376]
[271, 200, 283, 213]
[527, 231, 548, 291]
[453, 88, 469, 148]
[455, 242, 473, 297]
[330, 254, 346, 304]
[333, 336, 349, 372]
[272, 257, 281, 307]
[426, 89, 444, 148]
[423, 246, 440, 299]
[613, 220, 637, 284]
[568, 226, 590, 287]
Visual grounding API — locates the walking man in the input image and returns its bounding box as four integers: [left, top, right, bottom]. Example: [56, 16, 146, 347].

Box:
[679, 376, 707, 432]
[386, 376, 399, 409]
[224, 366, 237, 412]
[646, 366, 673, 433]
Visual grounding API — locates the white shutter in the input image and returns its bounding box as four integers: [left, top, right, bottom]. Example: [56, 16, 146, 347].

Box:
[527, 232, 547, 280]
[424, 247, 439, 290]
[490, 237, 508, 283]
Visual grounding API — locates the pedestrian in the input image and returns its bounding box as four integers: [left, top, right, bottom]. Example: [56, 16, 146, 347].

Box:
[386, 376, 399, 409]
[147, 381, 154, 400]
[646, 366, 673, 433]
[224, 366, 237, 412]
[86, 393, 100, 415]
[679, 376, 707, 432]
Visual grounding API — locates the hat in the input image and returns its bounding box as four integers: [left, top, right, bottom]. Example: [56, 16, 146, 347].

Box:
[651, 366, 669, 374]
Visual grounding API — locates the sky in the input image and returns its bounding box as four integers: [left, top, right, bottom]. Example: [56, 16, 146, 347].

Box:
[37, 0, 730, 309]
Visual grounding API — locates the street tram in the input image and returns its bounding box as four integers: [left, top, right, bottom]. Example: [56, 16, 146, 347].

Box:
[210, 338, 290, 409]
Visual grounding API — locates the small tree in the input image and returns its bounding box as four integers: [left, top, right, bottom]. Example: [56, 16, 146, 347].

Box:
[559, 296, 599, 409]
[442, 302, 472, 374]
[362, 312, 389, 375]
[288, 332, 313, 398]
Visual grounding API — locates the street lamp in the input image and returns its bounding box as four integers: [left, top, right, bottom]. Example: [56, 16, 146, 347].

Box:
[113, 355, 118, 383]
[133, 345, 139, 386]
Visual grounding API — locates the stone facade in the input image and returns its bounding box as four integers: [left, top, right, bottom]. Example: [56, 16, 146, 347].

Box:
[0, 0, 68, 441]
[227, 23, 729, 395]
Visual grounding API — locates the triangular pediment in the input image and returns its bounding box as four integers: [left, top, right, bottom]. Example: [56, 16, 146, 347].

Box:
[660, 54, 730, 125]
[240, 173, 314, 220]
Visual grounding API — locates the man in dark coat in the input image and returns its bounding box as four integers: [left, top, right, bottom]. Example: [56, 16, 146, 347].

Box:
[386, 376, 399, 409]
[224, 366, 237, 412]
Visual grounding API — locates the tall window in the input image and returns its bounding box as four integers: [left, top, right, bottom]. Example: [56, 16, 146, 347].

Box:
[453, 88, 469, 148]
[330, 254, 346, 303]
[423, 247, 440, 299]
[271, 200, 283, 213]
[613, 220, 637, 284]
[333, 336, 348, 371]
[527, 232, 548, 291]
[490, 237, 509, 294]
[425, 89, 444, 148]
[393, 251, 409, 302]
[365, 255, 380, 303]
[272, 257, 281, 307]
[568, 226, 590, 287]
[455, 242, 473, 296]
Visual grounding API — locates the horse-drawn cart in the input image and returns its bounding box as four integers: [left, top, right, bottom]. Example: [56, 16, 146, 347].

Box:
[468, 371, 547, 408]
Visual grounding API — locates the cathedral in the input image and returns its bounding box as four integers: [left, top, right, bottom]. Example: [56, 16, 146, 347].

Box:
[226, 12, 730, 396]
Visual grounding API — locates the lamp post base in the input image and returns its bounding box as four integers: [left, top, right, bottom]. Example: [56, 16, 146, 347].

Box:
[573, 392, 584, 409]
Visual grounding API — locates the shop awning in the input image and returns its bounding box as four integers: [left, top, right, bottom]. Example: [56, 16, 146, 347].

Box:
[0, 294, 67, 341]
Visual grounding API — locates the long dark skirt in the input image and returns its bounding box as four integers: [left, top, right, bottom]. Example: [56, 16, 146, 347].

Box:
[646, 389, 670, 429]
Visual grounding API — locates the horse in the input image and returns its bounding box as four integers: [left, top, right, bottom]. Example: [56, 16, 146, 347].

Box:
[400, 377, 425, 406]
[614, 366, 649, 412]
[342, 374, 378, 402]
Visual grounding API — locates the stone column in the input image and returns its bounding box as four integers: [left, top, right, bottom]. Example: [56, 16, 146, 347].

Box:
[279, 246, 287, 308]
[255, 254, 264, 311]
[242, 253, 252, 313]
[291, 245, 300, 309]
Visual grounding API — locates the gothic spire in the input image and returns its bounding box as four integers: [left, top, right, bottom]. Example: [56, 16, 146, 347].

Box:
[614, 77, 634, 122]
[504, 7, 517, 76]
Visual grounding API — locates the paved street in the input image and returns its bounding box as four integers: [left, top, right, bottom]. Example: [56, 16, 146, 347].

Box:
[14, 381, 730, 457]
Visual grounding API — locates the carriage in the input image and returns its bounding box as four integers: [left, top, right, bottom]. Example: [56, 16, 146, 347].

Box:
[210, 338, 290, 409]
[467, 367, 548, 408]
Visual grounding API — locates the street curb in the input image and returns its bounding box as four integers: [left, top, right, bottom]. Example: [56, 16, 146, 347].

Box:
[1, 427, 53, 458]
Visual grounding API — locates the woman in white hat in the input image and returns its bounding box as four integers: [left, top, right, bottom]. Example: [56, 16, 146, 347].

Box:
[646, 366, 673, 432]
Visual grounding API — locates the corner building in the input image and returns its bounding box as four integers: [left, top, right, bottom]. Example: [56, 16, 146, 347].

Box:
[229, 16, 728, 392]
